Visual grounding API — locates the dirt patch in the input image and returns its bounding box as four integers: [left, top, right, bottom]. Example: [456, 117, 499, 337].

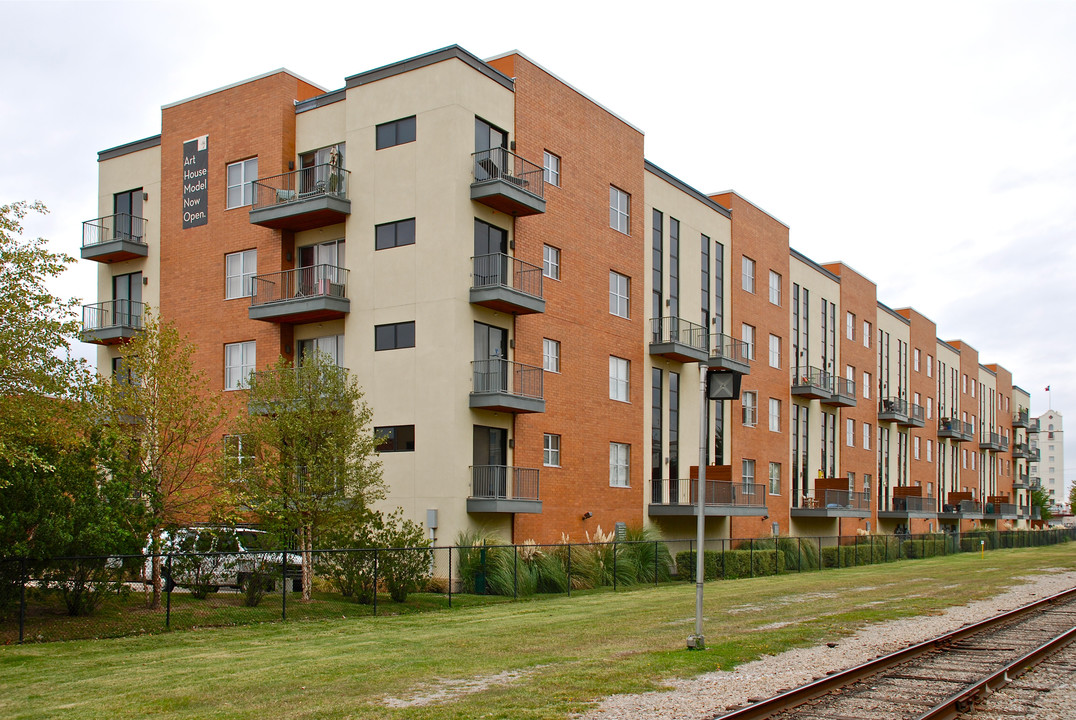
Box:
[382, 668, 533, 708]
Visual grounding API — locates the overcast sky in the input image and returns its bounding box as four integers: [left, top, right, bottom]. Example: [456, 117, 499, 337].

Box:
[3, 0, 1073, 490]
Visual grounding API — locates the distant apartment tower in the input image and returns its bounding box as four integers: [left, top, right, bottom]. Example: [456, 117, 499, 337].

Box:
[1030, 410, 1064, 510]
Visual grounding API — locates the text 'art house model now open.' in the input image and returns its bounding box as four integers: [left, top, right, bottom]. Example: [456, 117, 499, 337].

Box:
[81, 45, 1041, 546]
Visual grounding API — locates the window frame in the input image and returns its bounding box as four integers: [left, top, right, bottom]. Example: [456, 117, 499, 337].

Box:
[543, 338, 561, 373]
[375, 425, 415, 453]
[742, 256, 756, 293]
[768, 270, 781, 305]
[544, 433, 561, 467]
[374, 321, 416, 351]
[768, 462, 781, 495]
[226, 157, 258, 209]
[609, 186, 630, 234]
[768, 333, 781, 369]
[609, 271, 630, 318]
[225, 248, 257, 300]
[375, 115, 417, 150]
[742, 391, 757, 427]
[769, 397, 781, 432]
[543, 151, 560, 186]
[543, 244, 560, 280]
[609, 442, 630, 487]
[609, 356, 630, 403]
[224, 340, 256, 391]
[375, 218, 416, 250]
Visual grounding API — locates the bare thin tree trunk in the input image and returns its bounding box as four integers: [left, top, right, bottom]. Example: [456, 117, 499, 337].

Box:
[149, 528, 162, 609]
[301, 524, 313, 602]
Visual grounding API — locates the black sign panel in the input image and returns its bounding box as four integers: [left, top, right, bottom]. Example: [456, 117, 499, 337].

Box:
[706, 369, 742, 400]
[182, 135, 208, 229]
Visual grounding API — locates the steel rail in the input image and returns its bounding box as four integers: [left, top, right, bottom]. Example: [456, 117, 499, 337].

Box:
[714, 586, 1076, 720]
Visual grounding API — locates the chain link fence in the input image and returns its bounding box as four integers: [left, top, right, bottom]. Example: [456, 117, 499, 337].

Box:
[2, 527, 1072, 644]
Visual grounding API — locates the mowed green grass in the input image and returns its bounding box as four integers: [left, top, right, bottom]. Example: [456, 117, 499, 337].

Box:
[2, 544, 1074, 720]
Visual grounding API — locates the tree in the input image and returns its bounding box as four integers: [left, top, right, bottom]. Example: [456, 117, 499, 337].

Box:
[226, 351, 384, 601]
[95, 314, 228, 608]
[0, 201, 88, 471]
[1031, 486, 1053, 525]
[1069, 483, 1076, 516]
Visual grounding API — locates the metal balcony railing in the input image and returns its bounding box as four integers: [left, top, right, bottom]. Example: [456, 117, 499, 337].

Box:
[471, 253, 543, 299]
[708, 332, 751, 370]
[470, 466, 539, 501]
[82, 299, 145, 332]
[650, 478, 766, 507]
[792, 366, 832, 395]
[651, 317, 709, 351]
[879, 397, 909, 420]
[251, 164, 350, 211]
[889, 495, 935, 513]
[472, 359, 543, 400]
[830, 376, 856, 399]
[83, 213, 147, 247]
[1013, 409, 1030, 427]
[803, 490, 871, 511]
[250, 265, 348, 307]
[1028, 418, 1040, 433]
[908, 403, 925, 424]
[471, 148, 545, 200]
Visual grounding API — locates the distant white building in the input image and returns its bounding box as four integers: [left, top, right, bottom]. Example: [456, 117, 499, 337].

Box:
[1030, 410, 1065, 512]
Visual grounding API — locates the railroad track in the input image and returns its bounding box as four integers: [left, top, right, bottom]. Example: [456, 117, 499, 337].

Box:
[714, 587, 1076, 720]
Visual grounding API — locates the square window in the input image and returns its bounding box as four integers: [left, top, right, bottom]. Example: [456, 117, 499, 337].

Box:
[225, 249, 257, 299]
[543, 151, 560, 186]
[375, 218, 416, 250]
[609, 186, 630, 234]
[374, 321, 415, 351]
[543, 245, 560, 280]
[742, 256, 755, 293]
[224, 340, 255, 390]
[609, 271, 630, 318]
[544, 433, 561, 466]
[768, 334, 781, 369]
[375, 116, 416, 150]
[226, 158, 258, 209]
[609, 356, 629, 402]
[609, 442, 630, 487]
[769, 398, 781, 432]
[375, 425, 415, 452]
[543, 338, 560, 373]
[768, 270, 781, 305]
[768, 462, 781, 495]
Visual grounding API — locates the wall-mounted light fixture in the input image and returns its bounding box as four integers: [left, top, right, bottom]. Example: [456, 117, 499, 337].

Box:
[142, 277, 149, 285]
[582, 511, 593, 520]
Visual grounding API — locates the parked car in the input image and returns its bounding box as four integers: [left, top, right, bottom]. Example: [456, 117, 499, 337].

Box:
[146, 527, 303, 593]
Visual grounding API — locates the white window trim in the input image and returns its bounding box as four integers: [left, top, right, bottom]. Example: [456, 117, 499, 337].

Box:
[609, 271, 630, 318]
[543, 433, 561, 467]
[610, 186, 630, 234]
[543, 244, 560, 280]
[543, 338, 561, 373]
[224, 340, 256, 390]
[609, 442, 630, 487]
[226, 158, 258, 209]
[225, 249, 257, 300]
[609, 356, 630, 402]
[543, 151, 560, 186]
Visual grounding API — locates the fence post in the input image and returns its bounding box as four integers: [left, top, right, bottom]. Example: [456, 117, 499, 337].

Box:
[280, 550, 286, 622]
[775, 541, 779, 576]
[818, 537, 822, 571]
[721, 538, 726, 580]
[854, 534, 858, 567]
[654, 540, 659, 586]
[567, 543, 572, 597]
[373, 548, 379, 617]
[448, 546, 453, 609]
[797, 537, 802, 572]
[688, 539, 694, 582]
[166, 554, 173, 629]
[750, 538, 755, 578]
[18, 558, 26, 644]
[513, 544, 518, 600]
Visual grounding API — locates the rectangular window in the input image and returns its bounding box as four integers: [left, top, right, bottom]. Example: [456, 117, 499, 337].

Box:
[768, 334, 781, 369]
[846, 311, 856, 341]
[768, 270, 782, 305]
[914, 348, 921, 372]
[375, 218, 416, 250]
[223, 434, 252, 472]
[375, 116, 416, 150]
[609, 442, 630, 487]
[863, 422, 871, 450]
[962, 448, 968, 469]
[375, 425, 415, 452]
[769, 398, 781, 432]
[926, 397, 933, 419]
[742, 391, 757, 427]
[609, 356, 630, 402]
[226, 158, 258, 209]
[297, 334, 343, 367]
[926, 439, 933, 462]
[927, 355, 933, 377]
[224, 340, 255, 390]
[225, 249, 257, 299]
[742, 323, 756, 360]
[543, 244, 560, 280]
[543, 338, 560, 373]
[543, 151, 560, 186]
[914, 436, 921, 459]
[544, 433, 561, 466]
[863, 321, 871, 348]
[742, 256, 755, 293]
[609, 271, 630, 318]
[769, 462, 781, 495]
[609, 186, 630, 234]
[374, 321, 415, 350]
[742, 458, 756, 485]
[863, 371, 871, 399]
[847, 418, 855, 447]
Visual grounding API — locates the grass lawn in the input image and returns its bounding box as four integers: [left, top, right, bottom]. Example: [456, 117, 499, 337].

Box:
[1, 544, 1074, 720]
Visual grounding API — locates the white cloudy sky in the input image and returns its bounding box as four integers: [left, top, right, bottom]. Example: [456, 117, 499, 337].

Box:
[3, 0, 1074, 490]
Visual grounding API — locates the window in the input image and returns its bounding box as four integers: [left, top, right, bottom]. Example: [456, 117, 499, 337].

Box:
[376, 425, 415, 452]
[863, 321, 871, 348]
[914, 348, 921, 372]
[769, 398, 781, 432]
[543, 338, 560, 372]
[374, 321, 415, 351]
[543, 245, 560, 280]
[863, 422, 871, 450]
[846, 312, 856, 341]
[742, 391, 757, 427]
[223, 435, 252, 478]
[298, 335, 343, 367]
[962, 448, 968, 469]
[609, 442, 630, 487]
[225, 249, 257, 299]
[769, 270, 782, 305]
[926, 439, 933, 462]
[375, 116, 416, 149]
[847, 418, 855, 447]
[769, 462, 781, 495]
[609, 186, 630, 234]
[544, 434, 561, 466]
[609, 271, 630, 318]
[742, 323, 756, 360]
[742, 459, 756, 485]
[926, 397, 933, 419]
[226, 158, 258, 209]
[914, 436, 921, 459]
[742, 256, 755, 293]
[927, 355, 934, 377]
[863, 371, 871, 399]
[768, 334, 781, 368]
[609, 356, 630, 402]
[914, 392, 921, 409]
[375, 218, 416, 250]
[543, 151, 560, 186]
[962, 374, 968, 393]
[224, 341, 255, 390]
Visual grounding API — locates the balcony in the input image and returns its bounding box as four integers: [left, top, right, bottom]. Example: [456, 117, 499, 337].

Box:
[791, 366, 832, 401]
[984, 501, 1018, 519]
[879, 495, 937, 519]
[902, 403, 925, 428]
[80, 214, 148, 263]
[878, 397, 908, 424]
[467, 466, 541, 514]
[1012, 442, 1030, 459]
[247, 365, 350, 415]
[249, 265, 349, 324]
[1013, 409, 1030, 428]
[470, 148, 546, 216]
[249, 164, 351, 230]
[825, 376, 857, 408]
[648, 478, 767, 517]
[939, 499, 984, 518]
[470, 254, 545, 315]
[469, 359, 544, 414]
[1014, 473, 1031, 489]
[938, 418, 974, 442]
[649, 317, 708, 363]
[792, 490, 871, 518]
[708, 333, 751, 375]
[1029, 447, 1041, 462]
[979, 431, 1003, 452]
[81, 300, 144, 344]
[1028, 418, 1040, 433]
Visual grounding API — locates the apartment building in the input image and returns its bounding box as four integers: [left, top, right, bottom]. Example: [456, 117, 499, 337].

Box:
[1031, 410, 1065, 512]
[80, 45, 1036, 547]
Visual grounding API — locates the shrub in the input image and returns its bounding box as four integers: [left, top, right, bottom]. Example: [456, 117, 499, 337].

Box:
[320, 509, 431, 603]
[674, 549, 785, 580]
[621, 526, 673, 583]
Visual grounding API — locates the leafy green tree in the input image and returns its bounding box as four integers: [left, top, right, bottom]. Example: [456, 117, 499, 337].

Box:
[1031, 486, 1053, 524]
[95, 314, 228, 608]
[320, 509, 430, 603]
[0, 201, 88, 472]
[226, 351, 384, 601]
[1069, 483, 1076, 516]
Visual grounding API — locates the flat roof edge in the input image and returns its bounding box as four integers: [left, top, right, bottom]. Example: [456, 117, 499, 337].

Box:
[709, 190, 790, 229]
[296, 88, 346, 113]
[98, 135, 162, 162]
[644, 160, 731, 218]
[162, 68, 326, 110]
[346, 45, 513, 92]
[790, 247, 841, 283]
[877, 300, 911, 325]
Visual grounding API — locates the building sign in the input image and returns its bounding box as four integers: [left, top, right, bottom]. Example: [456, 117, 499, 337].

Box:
[182, 135, 209, 229]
